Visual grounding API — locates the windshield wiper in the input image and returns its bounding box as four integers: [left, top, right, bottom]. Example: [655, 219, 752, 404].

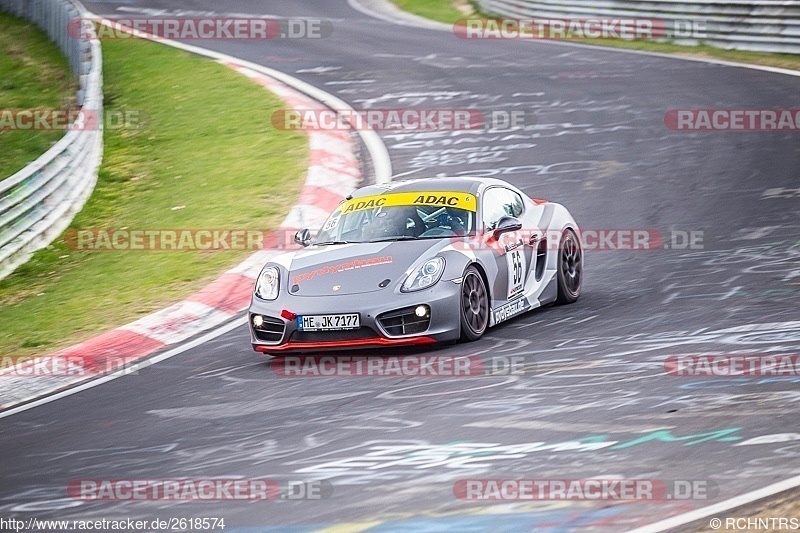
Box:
[370, 236, 419, 242]
[315, 240, 350, 245]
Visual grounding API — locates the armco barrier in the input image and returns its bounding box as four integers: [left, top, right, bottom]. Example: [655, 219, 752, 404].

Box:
[0, 0, 102, 280]
[477, 0, 800, 54]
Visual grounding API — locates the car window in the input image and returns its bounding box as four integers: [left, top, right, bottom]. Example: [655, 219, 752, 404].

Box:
[315, 192, 477, 243]
[482, 187, 524, 230]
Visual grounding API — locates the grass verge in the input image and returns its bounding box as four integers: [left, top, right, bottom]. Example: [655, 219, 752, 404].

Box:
[0, 11, 75, 180]
[391, 0, 800, 71]
[0, 35, 307, 358]
[391, 0, 468, 23]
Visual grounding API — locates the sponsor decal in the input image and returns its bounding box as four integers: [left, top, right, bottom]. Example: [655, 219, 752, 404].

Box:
[492, 298, 530, 324]
[291, 256, 392, 285]
[340, 192, 477, 214]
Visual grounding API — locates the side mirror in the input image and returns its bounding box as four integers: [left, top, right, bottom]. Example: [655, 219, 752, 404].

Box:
[294, 228, 312, 247]
[493, 216, 523, 240]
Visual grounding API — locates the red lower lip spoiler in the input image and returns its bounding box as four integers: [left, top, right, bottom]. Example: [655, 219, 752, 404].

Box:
[254, 336, 437, 352]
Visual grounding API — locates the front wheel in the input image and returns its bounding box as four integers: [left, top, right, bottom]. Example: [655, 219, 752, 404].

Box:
[556, 228, 582, 304]
[460, 265, 489, 341]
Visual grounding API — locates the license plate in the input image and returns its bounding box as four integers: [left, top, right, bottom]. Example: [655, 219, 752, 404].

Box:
[297, 313, 360, 331]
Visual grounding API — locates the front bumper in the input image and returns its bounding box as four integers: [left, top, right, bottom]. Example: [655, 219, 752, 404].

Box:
[248, 281, 462, 353]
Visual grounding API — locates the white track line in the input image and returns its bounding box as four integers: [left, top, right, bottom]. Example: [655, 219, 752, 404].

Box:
[0, 317, 246, 420]
[625, 474, 800, 532]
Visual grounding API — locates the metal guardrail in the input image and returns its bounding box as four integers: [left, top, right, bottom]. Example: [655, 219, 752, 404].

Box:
[478, 0, 800, 54]
[0, 0, 102, 280]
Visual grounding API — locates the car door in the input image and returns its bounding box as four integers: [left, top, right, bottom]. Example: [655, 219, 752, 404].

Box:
[481, 187, 529, 303]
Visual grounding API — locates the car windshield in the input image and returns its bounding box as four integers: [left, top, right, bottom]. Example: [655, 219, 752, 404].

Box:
[315, 191, 477, 244]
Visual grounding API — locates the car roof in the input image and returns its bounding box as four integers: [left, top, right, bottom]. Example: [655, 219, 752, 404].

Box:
[350, 177, 516, 198]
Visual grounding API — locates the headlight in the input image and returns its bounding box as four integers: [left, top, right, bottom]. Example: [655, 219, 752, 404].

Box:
[255, 266, 280, 300]
[401, 257, 445, 292]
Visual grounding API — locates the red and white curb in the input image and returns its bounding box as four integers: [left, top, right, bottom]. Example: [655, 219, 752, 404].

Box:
[0, 62, 361, 412]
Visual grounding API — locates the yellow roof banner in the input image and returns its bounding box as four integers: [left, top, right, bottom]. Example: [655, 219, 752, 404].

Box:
[339, 192, 477, 214]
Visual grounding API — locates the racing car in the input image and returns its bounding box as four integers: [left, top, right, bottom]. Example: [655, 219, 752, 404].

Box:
[249, 177, 582, 353]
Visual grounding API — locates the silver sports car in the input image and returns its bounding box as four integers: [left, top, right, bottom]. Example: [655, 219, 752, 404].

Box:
[249, 177, 582, 353]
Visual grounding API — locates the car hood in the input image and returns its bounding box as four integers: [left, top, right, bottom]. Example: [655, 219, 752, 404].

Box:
[286, 240, 443, 297]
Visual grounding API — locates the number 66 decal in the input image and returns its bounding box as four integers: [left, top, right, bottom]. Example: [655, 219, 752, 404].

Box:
[506, 247, 525, 299]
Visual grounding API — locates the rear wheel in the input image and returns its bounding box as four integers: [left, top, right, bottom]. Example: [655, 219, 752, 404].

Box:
[460, 265, 489, 341]
[556, 228, 582, 304]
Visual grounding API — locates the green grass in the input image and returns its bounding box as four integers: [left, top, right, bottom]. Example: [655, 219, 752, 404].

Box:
[391, 0, 800, 71]
[0, 35, 307, 359]
[392, 0, 470, 23]
[0, 11, 75, 179]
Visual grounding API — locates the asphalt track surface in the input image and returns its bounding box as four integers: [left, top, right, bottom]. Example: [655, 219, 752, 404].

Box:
[2, 1, 800, 531]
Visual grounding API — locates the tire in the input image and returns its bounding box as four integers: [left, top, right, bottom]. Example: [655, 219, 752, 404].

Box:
[460, 265, 489, 341]
[556, 228, 582, 304]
